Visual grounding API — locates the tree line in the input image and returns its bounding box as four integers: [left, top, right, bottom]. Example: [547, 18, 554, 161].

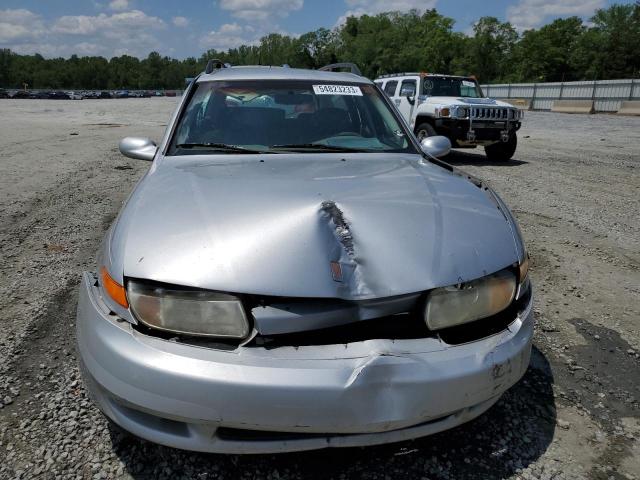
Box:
[0, 3, 637, 90]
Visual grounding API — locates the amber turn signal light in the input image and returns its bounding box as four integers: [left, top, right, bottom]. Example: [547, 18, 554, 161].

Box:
[100, 266, 129, 308]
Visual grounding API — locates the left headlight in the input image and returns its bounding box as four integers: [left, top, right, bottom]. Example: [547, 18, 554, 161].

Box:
[127, 281, 250, 339]
[424, 269, 516, 331]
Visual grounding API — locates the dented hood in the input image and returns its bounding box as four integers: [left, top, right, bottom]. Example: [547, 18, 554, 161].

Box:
[111, 153, 519, 300]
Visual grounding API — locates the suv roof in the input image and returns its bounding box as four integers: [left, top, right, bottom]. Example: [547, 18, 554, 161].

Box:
[375, 73, 473, 80]
[197, 66, 371, 84]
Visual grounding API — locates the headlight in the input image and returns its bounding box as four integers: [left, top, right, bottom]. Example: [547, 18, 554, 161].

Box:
[455, 107, 468, 118]
[127, 281, 250, 339]
[438, 107, 451, 118]
[424, 269, 516, 331]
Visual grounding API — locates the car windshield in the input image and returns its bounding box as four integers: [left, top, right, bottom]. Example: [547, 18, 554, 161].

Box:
[422, 77, 483, 98]
[169, 80, 415, 155]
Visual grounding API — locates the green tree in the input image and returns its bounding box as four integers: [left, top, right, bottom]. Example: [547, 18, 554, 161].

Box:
[574, 3, 640, 79]
[461, 17, 518, 82]
[512, 17, 585, 82]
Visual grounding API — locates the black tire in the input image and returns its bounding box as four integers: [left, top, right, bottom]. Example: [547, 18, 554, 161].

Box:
[484, 133, 517, 161]
[415, 122, 437, 141]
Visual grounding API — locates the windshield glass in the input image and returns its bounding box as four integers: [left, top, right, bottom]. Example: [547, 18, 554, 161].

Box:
[422, 77, 483, 98]
[169, 80, 415, 155]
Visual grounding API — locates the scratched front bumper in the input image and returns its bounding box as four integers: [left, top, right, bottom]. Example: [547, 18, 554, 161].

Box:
[77, 272, 534, 453]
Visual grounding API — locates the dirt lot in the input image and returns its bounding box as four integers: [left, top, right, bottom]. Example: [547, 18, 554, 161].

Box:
[0, 98, 638, 480]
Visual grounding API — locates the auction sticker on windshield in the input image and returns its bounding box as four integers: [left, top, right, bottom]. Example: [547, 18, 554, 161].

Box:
[313, 85, 362, 96]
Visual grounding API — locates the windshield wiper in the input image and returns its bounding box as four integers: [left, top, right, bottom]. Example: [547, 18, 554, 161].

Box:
[176, 143, 269, 154]
[269, 143, 370, 153]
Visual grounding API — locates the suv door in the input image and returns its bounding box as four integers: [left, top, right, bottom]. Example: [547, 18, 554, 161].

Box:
[395, 79, 417, 123]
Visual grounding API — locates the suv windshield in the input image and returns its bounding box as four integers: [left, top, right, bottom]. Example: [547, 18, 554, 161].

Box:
[422, 77, 483, 98]
[169, 80, 415, 155]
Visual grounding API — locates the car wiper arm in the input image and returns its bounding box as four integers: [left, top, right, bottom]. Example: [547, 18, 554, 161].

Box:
[176, 143, 269, 154]
[269, 143, 369, 153]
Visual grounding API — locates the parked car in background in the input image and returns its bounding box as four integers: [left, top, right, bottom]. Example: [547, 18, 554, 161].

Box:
[11, 90, 30, 99]
[77, 63, 533, 454]
[47, 91, 70, 100]
[99, 91, 112, 99]
[66, 91, 84, 100]
[0, 89, 9, 99]
[30, 91, 50, 99]
[114, 90, 130, 98]
[375, 73, 523, 161]
[153, 91, 164, 97]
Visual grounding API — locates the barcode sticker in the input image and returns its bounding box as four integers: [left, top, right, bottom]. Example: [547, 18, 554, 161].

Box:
[313, 85, 363, 96]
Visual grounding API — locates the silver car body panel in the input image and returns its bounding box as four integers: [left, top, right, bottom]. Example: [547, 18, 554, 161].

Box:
[77, 272, 533, 453]
[108, 153, 518, 300]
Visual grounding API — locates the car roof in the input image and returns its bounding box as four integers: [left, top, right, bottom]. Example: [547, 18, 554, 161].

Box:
[197, 66, 372, 84]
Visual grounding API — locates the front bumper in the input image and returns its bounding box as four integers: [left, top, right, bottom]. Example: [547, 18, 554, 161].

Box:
[434, 118, 521, 146]
[77, 272, 534, 454]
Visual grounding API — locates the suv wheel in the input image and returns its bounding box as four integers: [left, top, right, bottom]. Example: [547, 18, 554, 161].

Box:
[484, 133, 517, 161]
[415, 123, 437, 141]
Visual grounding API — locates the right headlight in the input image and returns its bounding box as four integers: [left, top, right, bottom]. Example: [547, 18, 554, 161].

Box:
[455, 107, 468, 118]
[127, 281, 250, 339]
[424, 269, 516, 331]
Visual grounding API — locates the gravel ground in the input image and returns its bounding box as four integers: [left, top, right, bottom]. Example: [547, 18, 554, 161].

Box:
[0, 99, 638, 480]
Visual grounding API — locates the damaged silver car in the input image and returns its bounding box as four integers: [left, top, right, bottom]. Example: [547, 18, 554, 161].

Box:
[76, 62, 533, 454]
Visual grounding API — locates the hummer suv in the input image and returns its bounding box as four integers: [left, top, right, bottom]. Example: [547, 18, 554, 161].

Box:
[375, 73, 523, 161]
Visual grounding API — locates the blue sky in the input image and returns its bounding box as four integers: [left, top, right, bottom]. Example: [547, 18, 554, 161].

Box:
[0, 0, 632, 59]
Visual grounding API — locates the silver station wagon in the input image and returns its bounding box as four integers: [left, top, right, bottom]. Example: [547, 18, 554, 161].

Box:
[76, 62, 533, 453]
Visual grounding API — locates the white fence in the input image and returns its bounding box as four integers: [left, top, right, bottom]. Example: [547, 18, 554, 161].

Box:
[480, 79, 640, 112]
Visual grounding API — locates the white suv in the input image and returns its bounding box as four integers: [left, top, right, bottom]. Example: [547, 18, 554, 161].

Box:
[375, 73, 523, 161]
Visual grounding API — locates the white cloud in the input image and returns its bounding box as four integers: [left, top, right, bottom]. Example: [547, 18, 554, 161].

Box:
[0, 6, 171, 58]
[507, 0, 605, 31]
[199, 22, 260, 50]
[172, 16, 189, 27]
[336, 0, 437, 26]
[108, 0, 129, 11]
[218, 0, 303, 21]
[52, 10, 165, 36]
[0, 9, 46, 42]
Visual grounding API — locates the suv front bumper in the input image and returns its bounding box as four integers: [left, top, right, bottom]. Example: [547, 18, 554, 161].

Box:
[77, 272, 534, 454]
[435, 119, 521, 146]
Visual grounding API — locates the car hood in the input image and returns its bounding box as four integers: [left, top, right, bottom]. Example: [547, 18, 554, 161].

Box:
[426, 97, 513, 108]
[109, 153, 520, 300]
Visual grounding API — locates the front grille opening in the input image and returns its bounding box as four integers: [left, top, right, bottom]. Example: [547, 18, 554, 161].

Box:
[251, 311, 432, 349]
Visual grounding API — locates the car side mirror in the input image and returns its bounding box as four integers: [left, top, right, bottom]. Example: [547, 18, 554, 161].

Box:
[407, 94, 415, 105]
[119, 137, 157, 161]
[420, 136, 451, 158]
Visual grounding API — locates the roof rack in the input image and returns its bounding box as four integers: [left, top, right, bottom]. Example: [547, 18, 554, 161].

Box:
[204, 59, 229, 74]
[376, 72, 473, 80]
[319, 63, 362, 76]
[376, 72, 421, 79]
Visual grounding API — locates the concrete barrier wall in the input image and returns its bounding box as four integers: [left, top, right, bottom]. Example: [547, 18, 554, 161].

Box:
[498, 98, 531, 109]
[617, 100, 640, 116]
[551, 100, 594, 114]
[481, 79, 639, 112]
